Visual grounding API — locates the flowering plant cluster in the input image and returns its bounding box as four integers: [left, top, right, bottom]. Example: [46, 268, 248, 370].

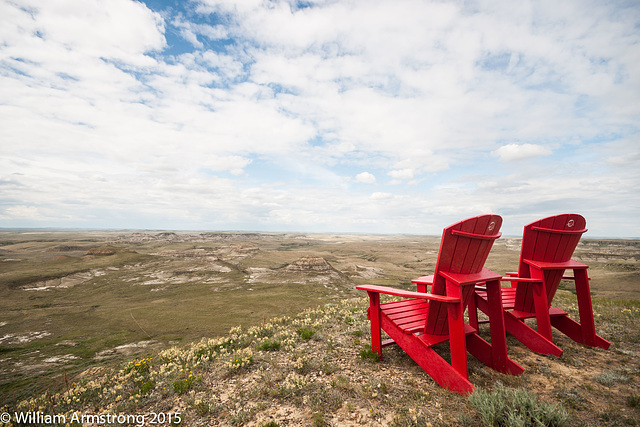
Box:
[3, 297, 375, 425]
[226, 347, 254, 370]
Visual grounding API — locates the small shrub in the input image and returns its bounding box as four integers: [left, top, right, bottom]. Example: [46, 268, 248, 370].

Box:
[595, 371, 631, 386]
[308, 387, 344, 415]
[277, 372, 309, 397]
[193, 401, 211, 416]
[360, 346, 380, 362]
[297, 327, 316, 340]
[292, 355, 314, 374]
[137, 380, 155, 396]
[228, 407, 254, 426]
[627, 395, 640, 409]
[312, 412, 326, 426]
[320, 361, 337, 375]
[258, 339, 281, 352]
[469, 382, 569, 427]
[227, 348, 254, 371]
[173, 373, 197, 394]
[330, 374, 351, 392]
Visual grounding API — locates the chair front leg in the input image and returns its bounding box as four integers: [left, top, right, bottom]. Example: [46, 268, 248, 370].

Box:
[484, 278, 508, 371]
[366, 291, 383, 359]
[530, 268, 553, 341]
[446, 280, 468, 378]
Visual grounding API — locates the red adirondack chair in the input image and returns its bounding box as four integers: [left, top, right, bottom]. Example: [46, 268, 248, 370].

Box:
[357, 215, 524, 394]
[472, 213, 610, 357]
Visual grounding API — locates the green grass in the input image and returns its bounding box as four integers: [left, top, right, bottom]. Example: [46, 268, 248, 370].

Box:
[173, 375, 197, 394]
[0, 239, 349, 405]
[257, 339, 282, 351]
[296, 327, 316, 340]
[359, 345, 380, 362]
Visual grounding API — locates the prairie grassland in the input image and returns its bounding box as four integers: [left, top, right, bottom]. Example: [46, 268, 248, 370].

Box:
[0, 230, 638, 425]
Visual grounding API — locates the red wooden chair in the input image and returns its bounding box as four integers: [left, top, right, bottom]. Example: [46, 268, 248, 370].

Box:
[472, 213, 610, 357]
[357, 215, 524, 394]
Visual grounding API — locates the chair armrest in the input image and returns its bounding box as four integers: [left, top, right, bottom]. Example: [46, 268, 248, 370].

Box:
[523, 259, 588, 270]
[439, 268, 502, 286]
[499, 276, 542, 283]
[356, 285, 459, 303]
[505, 272, 518, 277]
[411, 275, 433, 293]
[411, 275, 434, 285]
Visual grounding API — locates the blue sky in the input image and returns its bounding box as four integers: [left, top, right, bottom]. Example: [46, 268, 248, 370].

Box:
[1, 0, 639, 237]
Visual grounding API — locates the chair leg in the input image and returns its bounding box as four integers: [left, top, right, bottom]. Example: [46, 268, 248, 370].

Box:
[550, 268, 610, 349]
[446, 280, 468, 378]
[367, 291, 383, 359]
[551, 315, 611, 349]
[530, 270, 553, 341]
[466, 333, 524, 375]
[448, 301, 468, 377]
[468, 292, 479, 330]
[380, 314, 474, 394]
[504, 311, 563, 356]
[574, 268, 596, 346]
[484, 279, 508, 371]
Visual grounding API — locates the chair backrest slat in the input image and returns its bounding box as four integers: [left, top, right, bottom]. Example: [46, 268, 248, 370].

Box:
[515, 214, 587, 312]
[426, 214, 502, 335]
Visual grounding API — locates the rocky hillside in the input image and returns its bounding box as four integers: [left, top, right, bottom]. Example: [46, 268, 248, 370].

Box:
[3, 293, 640, 426]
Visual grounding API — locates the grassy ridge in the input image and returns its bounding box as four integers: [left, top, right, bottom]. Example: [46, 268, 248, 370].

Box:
[3, 295, 639, 426]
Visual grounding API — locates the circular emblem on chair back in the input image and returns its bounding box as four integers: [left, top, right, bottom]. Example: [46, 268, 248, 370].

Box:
[488, 221, 496, 231]
[567, 219, 575, 228]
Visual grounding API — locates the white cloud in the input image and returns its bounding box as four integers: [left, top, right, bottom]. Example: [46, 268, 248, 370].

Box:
[172, 16, 228, 49]
[355, 172, 376, 184]
[388, 169, 415, 180]
[2, 205, 45, 221]
[370, 192, 393, 200]
[1, 0, 165, 65]
[0, 0, 638, 236]
[493, 144, 553, 162]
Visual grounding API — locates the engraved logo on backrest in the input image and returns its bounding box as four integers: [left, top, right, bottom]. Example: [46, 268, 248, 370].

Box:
[488, 221, 495, 231]
[567, 219, 575, 228]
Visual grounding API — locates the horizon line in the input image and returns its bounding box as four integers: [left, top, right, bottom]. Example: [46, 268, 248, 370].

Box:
[0, 227, 637, 240]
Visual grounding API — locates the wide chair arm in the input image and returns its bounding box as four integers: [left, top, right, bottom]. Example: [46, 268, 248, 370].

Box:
[356, 285, 459, 303]
[473, 272, 541, 290]
[411, 275, 434, 293]
[499, 276, 542, 283]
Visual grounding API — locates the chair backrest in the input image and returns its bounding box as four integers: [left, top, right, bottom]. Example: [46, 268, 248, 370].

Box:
[514, 213, 587, 312]
[426, 214, 503, 335]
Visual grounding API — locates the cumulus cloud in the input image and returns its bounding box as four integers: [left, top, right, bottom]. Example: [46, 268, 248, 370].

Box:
[388, 169, 415, 180]
[355, 172, 376, 184]
[493, 144, 553, 162]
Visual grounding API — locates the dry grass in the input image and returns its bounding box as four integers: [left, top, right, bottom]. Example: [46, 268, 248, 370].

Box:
[2, 294, 639, 426]
[1, 231, 639, 425]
